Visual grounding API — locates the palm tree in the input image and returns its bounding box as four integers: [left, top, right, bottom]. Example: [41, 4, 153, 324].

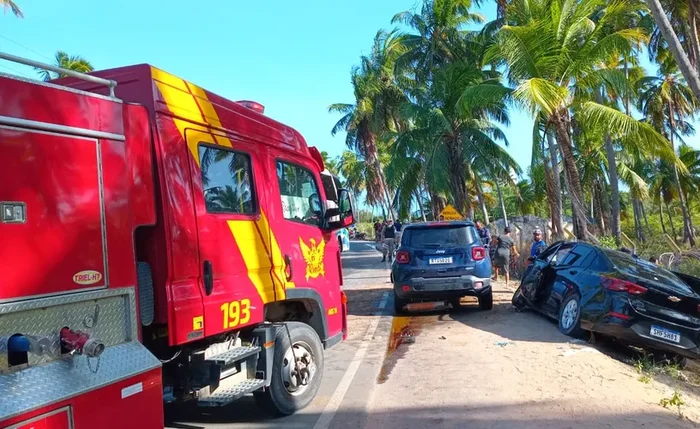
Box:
[484, 0, 670, 241]
[391, 0, 485, 85]
[329, 30, 407, 221]
[645, 0, 700, 99]
[1, 0, 22, 17]
[638, 68, 698, 245]
[35, 51, 94, 81]
[393, 62, 511, 218]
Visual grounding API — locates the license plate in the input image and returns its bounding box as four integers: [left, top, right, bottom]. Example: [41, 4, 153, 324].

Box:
[650, 325, 681, 343]
[429, 257, 453, 265]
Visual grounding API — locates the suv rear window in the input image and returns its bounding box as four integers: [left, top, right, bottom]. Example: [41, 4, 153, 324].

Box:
[402, 225, 478, 248]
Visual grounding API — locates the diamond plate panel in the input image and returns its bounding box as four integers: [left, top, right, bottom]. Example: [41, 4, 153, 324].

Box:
[0, 288, 137, 371]
[197, 379, 266, 407]
[0, 341, 160, 421]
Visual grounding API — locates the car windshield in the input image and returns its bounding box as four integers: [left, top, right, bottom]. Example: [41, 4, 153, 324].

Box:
[402, 225, 477, 248]
[604, 250, 695, 296]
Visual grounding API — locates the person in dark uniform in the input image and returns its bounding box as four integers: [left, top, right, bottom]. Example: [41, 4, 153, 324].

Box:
[381, 219, 397, 262]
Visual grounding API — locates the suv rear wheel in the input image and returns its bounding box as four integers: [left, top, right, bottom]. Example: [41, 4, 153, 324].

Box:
[394, 293, 408, 315]
[478, 290, 493, 311]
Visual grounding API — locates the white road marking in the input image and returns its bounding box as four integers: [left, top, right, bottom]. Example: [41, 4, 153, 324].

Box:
[313, 291, 389, 429]
[364, 243, 379, 252]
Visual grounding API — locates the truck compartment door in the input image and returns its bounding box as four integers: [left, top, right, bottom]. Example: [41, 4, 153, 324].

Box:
[0, 127, 107, 301]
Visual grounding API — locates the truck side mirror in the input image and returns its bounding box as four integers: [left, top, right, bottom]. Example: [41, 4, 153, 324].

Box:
[327, 189, 356, 230]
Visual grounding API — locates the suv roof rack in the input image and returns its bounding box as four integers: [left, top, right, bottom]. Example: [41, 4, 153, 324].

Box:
[0, 51, 118, 98]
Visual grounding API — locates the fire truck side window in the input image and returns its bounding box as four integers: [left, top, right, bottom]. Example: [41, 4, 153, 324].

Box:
[198, 144, 256, 214]
[276, 161, 323, 227]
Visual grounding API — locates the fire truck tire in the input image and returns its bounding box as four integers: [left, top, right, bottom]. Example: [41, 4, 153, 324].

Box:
[254, 322, 324, 416]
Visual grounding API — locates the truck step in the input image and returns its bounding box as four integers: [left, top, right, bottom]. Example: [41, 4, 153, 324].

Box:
[205, 346, 260, 367]
[197, 379, 267, 407]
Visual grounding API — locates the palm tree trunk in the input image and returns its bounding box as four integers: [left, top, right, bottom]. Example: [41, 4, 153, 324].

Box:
[545, 132, 564, 239]
[415, 190, 427, 221]
[596, 87, 622, 244]
[447, 141, 468, 217]
[666, 197, 678, 242]
[475, 178, 490, 224]
[633, 197, 646, 242]
[659, 194, 667, 234]
[689, 0, 700, 71]
[592, 183, 606, 235]
[646, 0, 700, 100]
[495, 177, 508, 227]
[641, 201, 652, 235]
[552, 110, 590, 240]
[595, 181, 608, 234]
[669, 103, 696, 246]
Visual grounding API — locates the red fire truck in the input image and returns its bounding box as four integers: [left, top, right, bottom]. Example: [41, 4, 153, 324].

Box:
[0, 52, 354, 428]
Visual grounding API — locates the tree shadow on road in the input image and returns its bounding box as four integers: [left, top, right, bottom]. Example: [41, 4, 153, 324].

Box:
[165, 399, 698, 428]
[344, 287, 392, 317]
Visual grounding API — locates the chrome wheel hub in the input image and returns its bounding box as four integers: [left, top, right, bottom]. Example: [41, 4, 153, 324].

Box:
[281, 341, 316, 396]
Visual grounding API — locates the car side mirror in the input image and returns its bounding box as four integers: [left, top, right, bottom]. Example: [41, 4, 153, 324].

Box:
[327, 189, 356, 230]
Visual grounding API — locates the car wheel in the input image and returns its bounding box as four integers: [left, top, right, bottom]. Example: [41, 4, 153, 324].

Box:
[478, 290, 493, 311]
[558, 294, 584, 337]
[394, 293, 408, 315]
[512, 287, 526, 311]
[253, 322, 324, 416]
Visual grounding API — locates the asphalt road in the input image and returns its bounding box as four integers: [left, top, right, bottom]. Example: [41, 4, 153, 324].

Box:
[165, 240, 395, 429]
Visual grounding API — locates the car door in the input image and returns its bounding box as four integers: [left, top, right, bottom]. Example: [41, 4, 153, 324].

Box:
[542, 244, 597, 316]
[520, 243, 562, 302]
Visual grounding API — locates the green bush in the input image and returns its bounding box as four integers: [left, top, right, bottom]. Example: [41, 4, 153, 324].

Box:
[598, 236, 617, 249]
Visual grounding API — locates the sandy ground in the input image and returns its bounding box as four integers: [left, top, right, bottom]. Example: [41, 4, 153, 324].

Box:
[364, 280, 700, 429]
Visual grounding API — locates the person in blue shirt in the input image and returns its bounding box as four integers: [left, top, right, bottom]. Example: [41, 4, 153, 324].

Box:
[530, 228, 547, 259]
[475, 220, 491, 247]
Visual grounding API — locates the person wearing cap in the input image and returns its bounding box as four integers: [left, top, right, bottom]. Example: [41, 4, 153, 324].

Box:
[530, 228, 547, 259]
[492, 226, 519, 287]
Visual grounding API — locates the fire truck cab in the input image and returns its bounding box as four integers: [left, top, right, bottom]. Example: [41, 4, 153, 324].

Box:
[0, 52, 354, 428]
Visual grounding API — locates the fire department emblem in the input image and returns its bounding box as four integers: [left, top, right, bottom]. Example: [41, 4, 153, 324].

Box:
[299, 237, 325, 281]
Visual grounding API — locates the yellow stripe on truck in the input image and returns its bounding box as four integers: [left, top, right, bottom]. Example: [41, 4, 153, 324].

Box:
[152, 66, 291, 305]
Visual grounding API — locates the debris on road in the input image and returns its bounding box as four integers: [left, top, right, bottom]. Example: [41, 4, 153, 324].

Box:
[495, 341, 515, 347]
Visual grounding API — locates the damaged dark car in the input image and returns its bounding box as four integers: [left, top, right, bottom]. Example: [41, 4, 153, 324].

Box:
[512, 241, 700, 359]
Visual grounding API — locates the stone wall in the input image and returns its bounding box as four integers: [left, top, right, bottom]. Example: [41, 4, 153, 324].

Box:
[488, 215, 574, 278]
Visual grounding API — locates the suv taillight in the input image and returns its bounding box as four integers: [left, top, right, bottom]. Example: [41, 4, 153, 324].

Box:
[471, 246, 486, 261]
[602, 276, 647, 295]
[396, 251, 410, 264]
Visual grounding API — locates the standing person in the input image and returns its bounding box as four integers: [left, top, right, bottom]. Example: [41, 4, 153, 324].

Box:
[374, 220, 382, 242]
[489, 234, 499, 270]
[475, 220, 491, 247]
[381, 219, 397, 262]
[529, 228, 547, 260]
[492, 226, 519, 287]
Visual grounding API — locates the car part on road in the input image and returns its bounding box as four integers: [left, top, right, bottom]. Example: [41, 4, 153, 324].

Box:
[254, 322, 324, 416]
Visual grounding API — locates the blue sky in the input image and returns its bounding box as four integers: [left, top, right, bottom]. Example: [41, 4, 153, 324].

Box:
[1, 0, 698, 176]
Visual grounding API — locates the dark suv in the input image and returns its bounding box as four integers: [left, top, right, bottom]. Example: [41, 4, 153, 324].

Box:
[391, 221, 492, 313]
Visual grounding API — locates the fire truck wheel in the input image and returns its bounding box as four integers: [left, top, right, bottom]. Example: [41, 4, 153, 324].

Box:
[254, 322, 324, 416]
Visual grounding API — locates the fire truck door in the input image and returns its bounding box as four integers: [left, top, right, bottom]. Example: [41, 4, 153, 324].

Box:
[187, 135, 270, 338]
[268, 153, 342, 333]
